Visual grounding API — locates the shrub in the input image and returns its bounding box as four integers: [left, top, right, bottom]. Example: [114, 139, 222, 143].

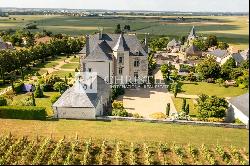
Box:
[206, 78, 215, 83]
[14, 82, 24, 93]
[0, 106, 47, 120]
[149, 112, 166, 119]
[12, 96, 34, 106]
[132, 113, 143, 118]
[166, 103, 170, 116]
[112, 101, 129, 117]
[34, 84, 44, 98]
[112, 109, 129, 117]
[50, 93, 61, 104]
[53, 82, 68, 93]
[111, 86, 125, 101]
[0, 96, 7, 106]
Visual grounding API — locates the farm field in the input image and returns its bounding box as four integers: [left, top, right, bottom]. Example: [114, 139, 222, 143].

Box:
[0, 15, 248, 49]
[0, 119, 248, 149]
[179, 81, 248, 98]
[0, 134, 248, 165]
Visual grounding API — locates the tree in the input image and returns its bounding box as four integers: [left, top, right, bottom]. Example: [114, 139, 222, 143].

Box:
[180, 36, 186, 45]
[196, 57, 221, 80]
[160, 63, 174, 81]
[240, 60, 249, 69]
[197, 94, 228, 120]
[31, 92, 36, 106]
[218, 42, 229, 50]
[166, 103, 170, 116]
[221, 57, 236, 79]
[171, 82, 180, 98]
[124, 25, 131, 31]
[205, 35, 218, 48]
[185, 104, 190, 115]
[114, 24, 122, 34]
[181, 98, 186, 112]
[193, 39, 207, 51]
[34, 84, 44, 98]
[53, 82, 68, 94]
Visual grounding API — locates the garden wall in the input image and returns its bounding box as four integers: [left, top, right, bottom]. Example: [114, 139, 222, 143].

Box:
[96, 116, 247, 129]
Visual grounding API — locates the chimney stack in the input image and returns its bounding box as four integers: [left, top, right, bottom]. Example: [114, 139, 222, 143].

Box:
[99, 27, 103, 40]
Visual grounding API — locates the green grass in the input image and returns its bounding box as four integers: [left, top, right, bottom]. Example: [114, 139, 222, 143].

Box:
[0, 119, 248, 149]
[171, 97, 197, 116]
[60, 63, 79, 69]
[179, 81, 248, 97]
[0, 15, 248, 49]
[36, 61, 59, 68]
[70, 57, 80, 63]
[51, 70, 75, 78]
[11, 92, 59, 116]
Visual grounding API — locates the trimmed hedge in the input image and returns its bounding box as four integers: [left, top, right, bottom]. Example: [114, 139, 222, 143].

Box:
[0, 106, 47, 120]
[14, 82, 24, 93]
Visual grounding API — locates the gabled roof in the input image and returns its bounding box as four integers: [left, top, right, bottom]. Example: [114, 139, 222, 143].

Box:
[85, 40, 112, 61]
[80, 33, 147, 61]
[167, 39, 181, 47]
[229, 93, 249, 118]
[185, 45, 201, 55]
[53, 76, 110, 108]
[209, 49, 228, 58]
[113, 34, 129, 52]
[53, 80, 98, 108]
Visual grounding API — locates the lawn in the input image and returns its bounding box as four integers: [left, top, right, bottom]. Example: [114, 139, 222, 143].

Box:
[51, 70, 75, 78]
[179, 81, 248, 98]
[0, 15, 248, 49]
[10, 92, 59, 116]
[0, 119, 248, 149]
[70, 57, 80, 62]
[36, 61, 59, 68]
[60, 63, 79, 69]
[171, 97, 197, 116]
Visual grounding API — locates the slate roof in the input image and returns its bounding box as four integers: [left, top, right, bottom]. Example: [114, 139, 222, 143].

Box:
[229, 93, 249, 118]
[167, 39, 181, 47]
[185, 45, 201, 55]
[209, 49, 228, 58]
[53, 76, 110, 108]
[80, 33, 147, 61]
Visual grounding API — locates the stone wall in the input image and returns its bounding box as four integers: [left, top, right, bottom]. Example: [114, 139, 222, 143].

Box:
[96, 116, 247, 129]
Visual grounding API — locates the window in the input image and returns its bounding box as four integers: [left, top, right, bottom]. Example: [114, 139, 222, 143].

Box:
[134, 60, 140, 67]
[88, 68, 92, 72]
[134, 72, 139, 78]
[118, 57, 123, 64]
[119, 68, 123, 75]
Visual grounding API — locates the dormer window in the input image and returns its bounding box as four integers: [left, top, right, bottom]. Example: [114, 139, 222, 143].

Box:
[119, 57, 123, 64]
[135, 51, 140, 55]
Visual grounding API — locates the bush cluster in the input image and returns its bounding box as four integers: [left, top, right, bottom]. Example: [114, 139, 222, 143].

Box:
[0, 106, 47, 120]
[14, 82, 24, 93]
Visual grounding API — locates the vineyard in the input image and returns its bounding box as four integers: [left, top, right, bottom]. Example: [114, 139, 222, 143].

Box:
[0, 134, 249, 165]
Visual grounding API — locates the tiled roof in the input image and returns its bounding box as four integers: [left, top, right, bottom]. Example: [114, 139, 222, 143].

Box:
[229, 93, 249, 118]
[185, 45, 201, 55]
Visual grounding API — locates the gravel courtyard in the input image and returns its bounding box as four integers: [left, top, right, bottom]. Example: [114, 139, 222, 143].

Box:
[117, 68, 177, 118]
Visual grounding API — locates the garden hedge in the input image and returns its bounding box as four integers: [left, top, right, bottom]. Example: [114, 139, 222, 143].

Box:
[0, 106, 47, 120]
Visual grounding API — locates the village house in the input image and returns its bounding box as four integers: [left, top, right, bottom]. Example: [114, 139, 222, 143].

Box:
[206, 48, 249, 66]
[0, 38, 14, 50]
[167, 39, 181, 53]
[53, 74, 111, 119]
[79, 32, 149, 84]
[226, 93, 249, 129]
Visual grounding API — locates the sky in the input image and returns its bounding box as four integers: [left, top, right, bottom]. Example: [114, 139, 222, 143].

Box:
[0, 0, 249, 12]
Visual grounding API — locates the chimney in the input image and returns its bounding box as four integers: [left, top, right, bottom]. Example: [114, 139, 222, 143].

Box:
[86, 35, 90, 56]
[99, 27, 103, 40]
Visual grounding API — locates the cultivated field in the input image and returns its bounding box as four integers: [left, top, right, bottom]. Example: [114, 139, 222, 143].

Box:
[0, 15, 248, 49]
[0, 135, 248, 165]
